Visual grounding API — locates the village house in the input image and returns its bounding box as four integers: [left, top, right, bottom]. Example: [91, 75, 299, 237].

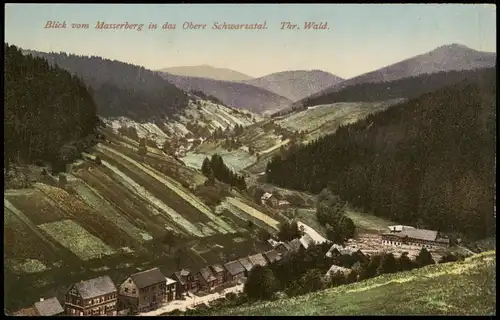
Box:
[263, 249, 282, 264]
[223, 260, 246, 283]
[209, 264, 226, 286]
[165, 277, 177, 302]
[65, 275, 117, 316]
[171, 269, 198, 298]
[237, 256, 255, 277]
[248, 253, 268, 268]
[13, 297, 64, 316]
[260, 192, 279, 207]
[324, 264, 352, 280]
[197, 267, 217, 291]
[326, 243, 359, 258]
[275, 242, 291, 257]
[381, 227, 450, 249]
[117, 267, 168, 313]
[287, 238, 303, 253]
[277, 200, 291, 208]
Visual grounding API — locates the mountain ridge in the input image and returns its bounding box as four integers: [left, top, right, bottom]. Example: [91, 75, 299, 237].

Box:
[158, 64, 254, 81]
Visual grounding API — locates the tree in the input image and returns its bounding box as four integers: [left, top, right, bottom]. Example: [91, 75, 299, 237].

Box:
[415, 248, 435, 267]
[345, 269, 358, 284]
[376, 253, 398, 275]
[439, 252, 461, 264]
[327, 271, 346, 287]
[258, 229, 272, 242]
[244, 265, 277, 301]
[162, 231, 176, 253]
[277, 221, 302, 242]
[397, 252, 416, 271]
[296, 269, 325, 295]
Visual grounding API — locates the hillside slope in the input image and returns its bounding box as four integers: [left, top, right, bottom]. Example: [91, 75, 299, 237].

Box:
[158, 65, 254, 81]
[4, 130, 287, 311]
[21, 49, 189, 121]
[267, 69, 496, 240]
[243, 70, 344, 102]
[159, 72, 292, 114]
[210, 251, 496, 316]
[297, 44, 496, 107]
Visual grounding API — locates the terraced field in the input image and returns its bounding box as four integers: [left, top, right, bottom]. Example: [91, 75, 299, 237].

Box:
[4, 134, 276, 312]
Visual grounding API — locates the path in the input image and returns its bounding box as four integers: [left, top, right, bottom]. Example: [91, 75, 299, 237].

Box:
[138, 284, 244, 316]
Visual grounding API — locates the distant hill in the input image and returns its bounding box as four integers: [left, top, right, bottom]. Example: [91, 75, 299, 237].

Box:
[296, 44, 496, 107]
[206, 251, 496, 316]
[159, 72, 292, 114]
[243, 70, 344, 102]
[21, 49, 189, 122]
[296, 67, 495, 109]
[158, 64, 254, 81]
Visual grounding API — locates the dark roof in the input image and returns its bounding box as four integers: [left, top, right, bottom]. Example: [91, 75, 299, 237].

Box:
[210, 264, 225, 274]
[13, 307, 39, 316]
[382, 228, 438, 242]
[130, 267, 166, 289]
[75, 275, 117, 299]
[34, 298, 64, 316]
[248, 253, 268, 267]
[277, 242, 291, 252]
[264, 250, 281, 263]
[223, 260, 245, 276]
[237, 257, 254, 272]
[198, 267, 216, 282]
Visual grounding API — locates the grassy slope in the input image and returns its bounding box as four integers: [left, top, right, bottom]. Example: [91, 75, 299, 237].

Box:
[4, 131, 278, 311]
[211, 251, 496, 316]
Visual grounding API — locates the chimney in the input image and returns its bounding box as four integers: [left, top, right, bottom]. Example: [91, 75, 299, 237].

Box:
[40, 298, 44, 302]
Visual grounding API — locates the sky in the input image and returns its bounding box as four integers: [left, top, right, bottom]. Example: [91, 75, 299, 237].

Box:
[4, 4, 497, 79]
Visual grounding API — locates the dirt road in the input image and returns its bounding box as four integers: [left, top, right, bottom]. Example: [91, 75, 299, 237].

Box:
[138, 284, 244, 316]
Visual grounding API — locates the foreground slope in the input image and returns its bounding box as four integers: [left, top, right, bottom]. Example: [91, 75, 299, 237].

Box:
[211, 251, 496, 316]
[242, 70, 344, 102]
[158, 64, 254, 81]
[159, 72, 292, 114]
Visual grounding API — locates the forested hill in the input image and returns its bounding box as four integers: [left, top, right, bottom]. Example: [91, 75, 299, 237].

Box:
[4, 44, 99, 167]
[299, 68, 496, 109]
[266, 68, 496, 240]
[21, 49, 189, 121]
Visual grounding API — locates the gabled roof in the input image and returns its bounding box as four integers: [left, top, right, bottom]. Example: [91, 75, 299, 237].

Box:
[173, 269, 192, 285]
[264, 250, 281, 263]
[223, 260, 245, 276]
[34, 297, 64, 316]
[237, 257, 254, 272]
[130, 267, 166, 289]
[165, 277, 177, 286]
[74, 275, 117, 299]
[248, 253, 268, 267]
[198, 267, 216, 282]
[325, 264, 351, 278]
[209, 264, 225, 274]
[261, 192, 274, 200]
[382, 228, 438, 242]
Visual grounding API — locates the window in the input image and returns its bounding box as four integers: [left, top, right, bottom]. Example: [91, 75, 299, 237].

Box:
[132, 289, 136, 294]
[124, 288, 129, 293]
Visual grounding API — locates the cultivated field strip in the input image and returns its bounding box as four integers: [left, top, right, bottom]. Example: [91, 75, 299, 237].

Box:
[75, 166, 183, 238]
[4, 199, 60, 251]
[97, 157, 206, 237]
[98, 144, 237, 234]
[70, 179, 152, 245]
[6, 190, 67, 225]
[225, 197, 280, 230]
[34, 183, 139, 250]
[38, 219, 116, 261]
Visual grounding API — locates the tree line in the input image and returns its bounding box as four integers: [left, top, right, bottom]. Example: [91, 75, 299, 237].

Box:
[21, 49, 189, 122]
[266, 70, 496, 241]
[201, 154, 247, 191]
[4, 44, 99, 171]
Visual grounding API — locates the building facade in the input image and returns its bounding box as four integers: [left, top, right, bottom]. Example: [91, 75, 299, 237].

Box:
[117, 268, 168, 313]
[381, 228, 450, 249]
[65, 276, 117, 316]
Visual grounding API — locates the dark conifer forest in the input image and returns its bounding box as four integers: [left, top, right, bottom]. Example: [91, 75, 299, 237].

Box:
[4, 44, 100, 168]
[21, 49, 189, 121]
[266, 68, 496, 240]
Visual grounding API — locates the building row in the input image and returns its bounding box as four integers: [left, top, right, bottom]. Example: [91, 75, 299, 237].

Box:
[12, 246, 295, 316]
